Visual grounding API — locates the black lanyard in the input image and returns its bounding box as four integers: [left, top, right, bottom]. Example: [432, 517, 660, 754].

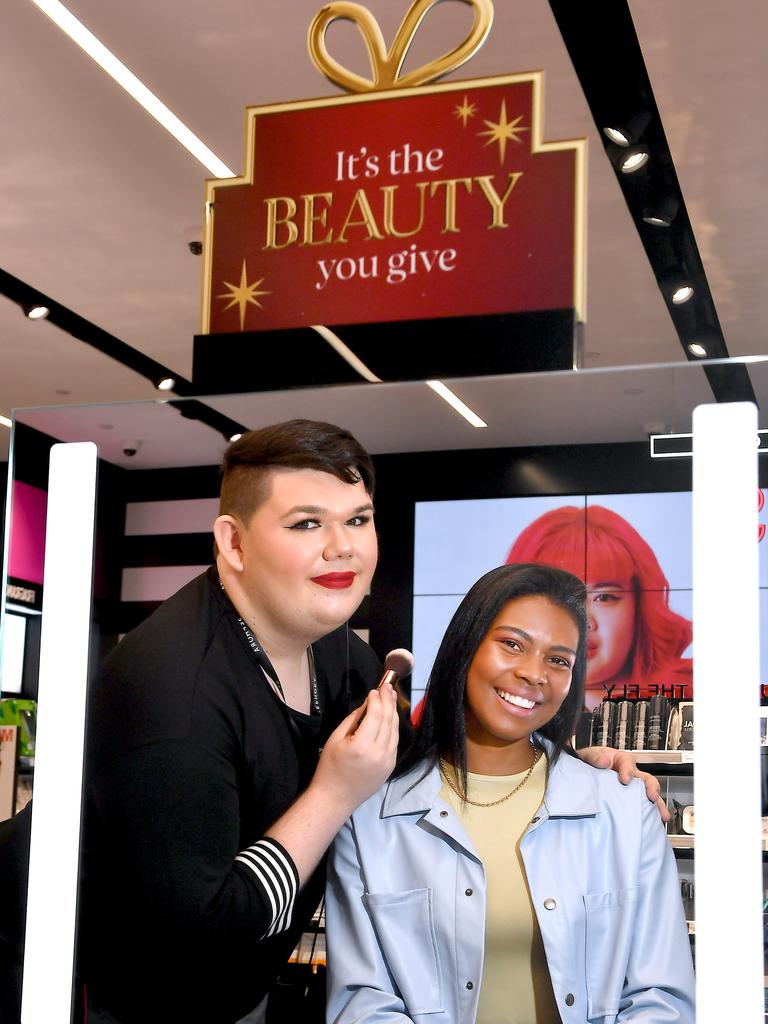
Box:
[219, 574, 321, 714]
[234, 615, 321, 715]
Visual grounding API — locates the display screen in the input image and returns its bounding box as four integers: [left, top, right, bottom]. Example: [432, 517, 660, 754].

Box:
[412, 489, 768, 715]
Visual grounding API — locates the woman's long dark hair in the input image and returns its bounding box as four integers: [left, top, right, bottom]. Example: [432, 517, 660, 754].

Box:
[397, 563, 588, 798]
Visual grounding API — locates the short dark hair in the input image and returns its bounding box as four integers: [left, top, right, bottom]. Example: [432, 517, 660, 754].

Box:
[397, 563, 588, 797]
[219, 419, 375, 523]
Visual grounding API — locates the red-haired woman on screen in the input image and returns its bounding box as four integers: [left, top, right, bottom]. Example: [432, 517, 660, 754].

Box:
[507, 505, 692, 709]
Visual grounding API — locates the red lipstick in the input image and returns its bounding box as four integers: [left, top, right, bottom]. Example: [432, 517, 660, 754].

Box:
[311, 572, 356, 589]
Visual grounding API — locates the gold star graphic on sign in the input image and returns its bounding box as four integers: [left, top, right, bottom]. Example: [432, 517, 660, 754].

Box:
[478, 99, 529, 163]
[218, 260, 270, 329]
[454, 95, 477, 127]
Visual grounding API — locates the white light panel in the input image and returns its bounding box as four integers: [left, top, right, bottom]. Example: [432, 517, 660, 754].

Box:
[692, 403, 763, 1023]
[21, 443, 98, 1023]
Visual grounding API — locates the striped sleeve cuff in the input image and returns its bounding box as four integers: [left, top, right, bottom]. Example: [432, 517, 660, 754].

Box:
[235, 836, 299, 938]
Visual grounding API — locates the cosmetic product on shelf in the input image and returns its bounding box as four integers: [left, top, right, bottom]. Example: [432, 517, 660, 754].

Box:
[665, 707, 681, 751]
[680, 880, 695, 921]
[678, 702, 694, 751]
[592, 700, 616, 747]
[574, 709, 593, 750]
[631, 700, 649, 750]
[647, 694, 670, 750]
[614, 700, 635, 750]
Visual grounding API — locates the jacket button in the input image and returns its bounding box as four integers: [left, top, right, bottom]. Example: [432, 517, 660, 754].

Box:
[465, 888, 473, 896]
[543, 898, 557, 910]
[565, 993, 575, 1006]
[440, 810, 448, 817]
[466, 982, 474, 990]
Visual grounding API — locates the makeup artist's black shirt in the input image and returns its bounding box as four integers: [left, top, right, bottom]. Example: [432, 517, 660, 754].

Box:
[79, 566, 381, 1023]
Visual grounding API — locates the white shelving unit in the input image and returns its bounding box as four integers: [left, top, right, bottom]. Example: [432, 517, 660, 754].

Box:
[632, 750, 694, 764]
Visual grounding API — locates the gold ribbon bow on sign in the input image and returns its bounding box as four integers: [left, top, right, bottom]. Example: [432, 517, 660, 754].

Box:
[308, 0, 494, 94]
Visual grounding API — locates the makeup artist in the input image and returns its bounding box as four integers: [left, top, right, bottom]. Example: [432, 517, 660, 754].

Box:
[78, 420, 398, 1024]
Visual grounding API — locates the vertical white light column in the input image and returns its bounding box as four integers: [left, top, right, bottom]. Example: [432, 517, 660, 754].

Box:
[21, 443, 98, 1024]
[693, 403, 763, 1022]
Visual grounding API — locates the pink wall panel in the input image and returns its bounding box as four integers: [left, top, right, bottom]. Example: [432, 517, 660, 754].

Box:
[8, 481, 48, 584]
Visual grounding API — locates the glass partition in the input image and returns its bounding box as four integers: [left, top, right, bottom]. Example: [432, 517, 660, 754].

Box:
[2, 354, 766, 1020]
[4, 356, 749, 468]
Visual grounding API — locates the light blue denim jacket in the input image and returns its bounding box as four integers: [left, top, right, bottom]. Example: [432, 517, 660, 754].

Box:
[326, 739, 695, 1024]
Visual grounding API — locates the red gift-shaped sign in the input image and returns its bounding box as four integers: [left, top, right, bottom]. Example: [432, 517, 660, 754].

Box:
[201, 73, 585, 337]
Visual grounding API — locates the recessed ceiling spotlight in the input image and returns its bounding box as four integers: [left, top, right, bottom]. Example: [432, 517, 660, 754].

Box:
[688, 342, 707, 357]
[155, 375, 176, 392]
[228, 432, 243, 443]
[604, 126, 631, 146]
[642, 195, 679, 228]
[671, 284, 694, 304]
[643, 212, 670, 227]
[620, 148, 649, 173]
[25, 303, 50, 320]
[602, 111, 651, 149]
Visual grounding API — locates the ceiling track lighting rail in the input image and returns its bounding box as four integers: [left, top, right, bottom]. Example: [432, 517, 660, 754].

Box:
[0, 266, 251, 443]
[0, 267, 187, 396]
[166, 399, 248, 445]
[547, 0, 755, 407]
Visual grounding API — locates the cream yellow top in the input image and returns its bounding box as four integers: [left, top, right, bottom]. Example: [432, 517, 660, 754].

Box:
[439, 753, 559, 1024]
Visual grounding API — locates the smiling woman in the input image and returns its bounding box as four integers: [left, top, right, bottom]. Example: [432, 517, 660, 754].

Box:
[462, 595, 578, 773]
[325, 563, 695, 1024]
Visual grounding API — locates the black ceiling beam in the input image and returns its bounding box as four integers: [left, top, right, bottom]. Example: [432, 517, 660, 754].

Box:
[0, 267, 193, 395]
[166, 399, 247, 443]
[548, 0, 757, 407]
[0, 267, 248, 442]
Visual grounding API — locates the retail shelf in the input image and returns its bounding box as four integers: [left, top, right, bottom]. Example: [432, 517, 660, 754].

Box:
[669, 836, 768, 851]
[668, 835, 694, 849]
[634, 750, 694, 764]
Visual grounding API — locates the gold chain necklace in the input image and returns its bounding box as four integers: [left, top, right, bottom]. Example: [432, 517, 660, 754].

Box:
[440, 743, 540, 808]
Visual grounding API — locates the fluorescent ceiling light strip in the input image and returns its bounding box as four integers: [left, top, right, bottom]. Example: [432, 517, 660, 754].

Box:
[0, 414, 12, 429]
[426, 380, 487, 428]
[311, 325, 382, 383]
[21, 442, 98, 1024]
[692, 402, 763, 1023]
[28, 0, 236, 179]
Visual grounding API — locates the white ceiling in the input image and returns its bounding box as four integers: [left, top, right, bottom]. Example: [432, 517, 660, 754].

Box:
[2, 0, 767, 462]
